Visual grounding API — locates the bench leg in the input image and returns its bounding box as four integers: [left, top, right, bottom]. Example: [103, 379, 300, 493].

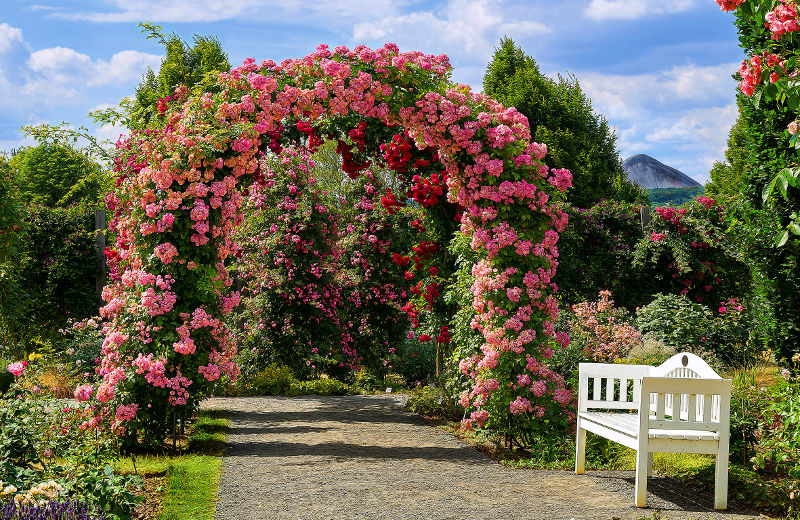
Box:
[634, 445, 648, 507]
[714, 448, 729, 509]
[575, 417, 586, 475]
[647, 452, 653, 477]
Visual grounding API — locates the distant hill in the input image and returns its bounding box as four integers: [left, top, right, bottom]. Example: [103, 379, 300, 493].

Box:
[623, 154, 702, 189]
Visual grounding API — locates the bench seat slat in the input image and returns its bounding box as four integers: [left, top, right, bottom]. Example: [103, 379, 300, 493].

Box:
[579, 412, 720, 442]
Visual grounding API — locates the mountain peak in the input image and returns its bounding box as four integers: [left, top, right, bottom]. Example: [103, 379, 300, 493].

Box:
[623, 154, 701, 189]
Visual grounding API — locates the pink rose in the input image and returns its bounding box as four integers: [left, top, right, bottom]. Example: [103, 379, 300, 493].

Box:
[7, 361, 26, 377]
[74, 384, 94, 402]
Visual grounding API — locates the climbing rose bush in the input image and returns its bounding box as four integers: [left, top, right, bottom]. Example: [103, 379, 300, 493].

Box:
[233, 149, 411, 378]
[633, 196, 748, 309]
[100, 43, 573, 443]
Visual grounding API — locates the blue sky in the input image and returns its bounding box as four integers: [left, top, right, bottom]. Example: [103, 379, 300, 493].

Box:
[0, 0, 743, 183]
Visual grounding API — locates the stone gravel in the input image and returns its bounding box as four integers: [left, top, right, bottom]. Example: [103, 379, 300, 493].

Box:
[202, 395, 765, 520]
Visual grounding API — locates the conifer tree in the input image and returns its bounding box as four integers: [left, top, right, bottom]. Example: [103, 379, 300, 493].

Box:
[483, 37, 645, 207]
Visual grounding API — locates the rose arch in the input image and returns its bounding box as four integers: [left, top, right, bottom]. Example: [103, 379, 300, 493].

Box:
[98, 43, 574, 444]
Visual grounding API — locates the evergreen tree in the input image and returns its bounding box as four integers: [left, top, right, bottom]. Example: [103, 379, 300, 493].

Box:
[129, 24, 230, 130]
[10, 143, 105, 208]
[483, 37, 646, 207]
[706, 103, 750, 199]
[717, 10, 800, 362]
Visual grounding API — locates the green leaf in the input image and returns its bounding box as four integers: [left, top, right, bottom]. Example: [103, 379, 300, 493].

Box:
[789, 222, 800, 236]
[763, 176, 777, 203]
[764, 82, 779, 101]
[778, 174, 790, 197]
[789, 94, 800, 111]
[777, 230, 789, 247]
[753, 90, 762, 109]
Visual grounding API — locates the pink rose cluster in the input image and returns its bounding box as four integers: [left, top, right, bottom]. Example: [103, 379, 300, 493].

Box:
[765, 2, 800, 40]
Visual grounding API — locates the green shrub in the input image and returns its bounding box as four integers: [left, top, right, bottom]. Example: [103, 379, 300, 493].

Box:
[754, 365, 800, 480]
[353, 367, 379, 391]
[290, 378, 351, 396]
[635, 293, 710, 349]
[622, 337, 677, 366]
[382, 373, 406, 390]
[394, 338, 435, 384]
[405, 386, 461, 419]
[705, 298, 754, 367]
[13, 206, 100, 350]
[250, 363, 295, 396]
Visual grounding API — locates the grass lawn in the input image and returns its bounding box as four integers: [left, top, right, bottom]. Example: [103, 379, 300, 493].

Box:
[114, 409, 228, 520]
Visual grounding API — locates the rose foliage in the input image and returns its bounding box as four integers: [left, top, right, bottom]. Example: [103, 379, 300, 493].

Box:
[715, 0, 800, 246]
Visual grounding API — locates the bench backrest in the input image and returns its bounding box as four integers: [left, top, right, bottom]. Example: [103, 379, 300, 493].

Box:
[577, 362, 653, 412]
[577, 352, 730, 422]
[651, 352, 721, 379]
[643, 352, 729, 428]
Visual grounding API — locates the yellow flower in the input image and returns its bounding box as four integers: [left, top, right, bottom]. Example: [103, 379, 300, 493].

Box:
[1, 484, 17, 495]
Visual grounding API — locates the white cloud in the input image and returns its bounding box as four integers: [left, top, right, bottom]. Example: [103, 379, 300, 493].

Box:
[645, 104, 737, 144]
[94, 122, 129, 143]
[584, 0, 696, 20]
[90, 50, 162, 86]
[53, 0, 406, 23]
[53, 0, 263, 23]
[353, 0, 550, 61]
[575, 62, 738, 120]
[25, 46, 160, 91]
[0, 22, 160, 149]
[0, 23, 24, 54]
[28, 46, 93, 83]
[570, 63, 738, 183]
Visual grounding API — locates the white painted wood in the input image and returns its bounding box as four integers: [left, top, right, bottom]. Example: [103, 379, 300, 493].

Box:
[575, 352, 731, 510]
[575, 415, 586, 474]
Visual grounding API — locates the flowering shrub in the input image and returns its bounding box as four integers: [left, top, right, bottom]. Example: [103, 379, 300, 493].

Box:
[0, 499, 107, 520]
[333, 171, 414, 377]
[100, 43, 573, 445]
[232, 149, 341, 375]
[59, 318, 104, 382]
[633, 196, 749, 308]
[232, 151, 412, 379]
[0, 381, 139, 518]
[714, 0, 800, 245]
[568, 290, 641, 362]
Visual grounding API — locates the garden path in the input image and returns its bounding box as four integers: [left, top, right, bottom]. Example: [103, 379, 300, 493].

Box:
[202, 395, 762, 520]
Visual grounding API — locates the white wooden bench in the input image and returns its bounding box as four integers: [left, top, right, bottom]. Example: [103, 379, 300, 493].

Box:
[574, 352, 732, 509]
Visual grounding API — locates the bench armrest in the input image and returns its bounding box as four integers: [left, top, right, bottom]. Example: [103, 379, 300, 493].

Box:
[638, 377, 732, 431]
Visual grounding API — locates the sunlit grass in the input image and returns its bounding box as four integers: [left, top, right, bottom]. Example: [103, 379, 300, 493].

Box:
[114, 409, 228, 520]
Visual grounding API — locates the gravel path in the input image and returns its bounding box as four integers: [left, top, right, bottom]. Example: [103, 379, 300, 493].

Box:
[203, 395, 763, 520]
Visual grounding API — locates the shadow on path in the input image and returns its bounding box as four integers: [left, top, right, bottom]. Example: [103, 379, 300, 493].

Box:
[226, 439, 487, 463]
